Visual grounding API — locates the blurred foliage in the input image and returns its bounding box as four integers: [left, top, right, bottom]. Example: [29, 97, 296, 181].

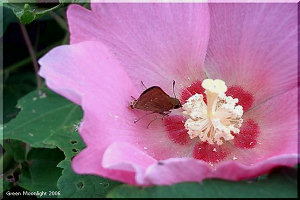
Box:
[3, 89, 83, 149]
[3, 0, 90, 25]
[107, 167, 297, 198]
[1, 2, 74, 197]
[57, 162, 121, 198]
[2, 4, 66, 124]
[2, 140, 26, 163]
[2, 89, 121, 198]
[18, 148, 64, 198]
[1, 6, 18, 37]
[4, 3, 62, 24]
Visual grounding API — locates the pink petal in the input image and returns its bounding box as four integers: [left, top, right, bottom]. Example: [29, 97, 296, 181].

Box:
[143, 154, 297, 185]
[39, 44, 83, 105]
[102, 142, 156, 184]
[209, 0, 298, 2]
[38, 41, 146, 184]
[67, 3, 210, 94]
[230, 88, 298, 165]
[71, 147, 136, 185]
[79, 77, 195, 161]
[40, 4, 298, 186]
[39, 41, 210, 184]
[213, 154, 298, 181]
[77, 68, 202, 183]
[205, 3, 297, 107]
[144, 158, 211, 185]
[38, 41, 133, 106]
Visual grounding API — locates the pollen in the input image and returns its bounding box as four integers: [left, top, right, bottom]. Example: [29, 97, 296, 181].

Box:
[182, 79, 243, 145]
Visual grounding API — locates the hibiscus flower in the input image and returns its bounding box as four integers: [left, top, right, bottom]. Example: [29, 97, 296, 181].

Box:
[38, 3, 298, 185]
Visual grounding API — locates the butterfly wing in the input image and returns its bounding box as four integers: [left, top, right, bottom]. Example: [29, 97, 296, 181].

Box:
[134, 86, 174, 113]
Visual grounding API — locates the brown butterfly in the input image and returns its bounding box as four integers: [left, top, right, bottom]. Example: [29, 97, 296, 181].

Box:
[130, 81, 182, 126]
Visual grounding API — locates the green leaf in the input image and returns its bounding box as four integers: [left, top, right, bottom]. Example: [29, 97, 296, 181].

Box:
[46, 118, 85, 163]
[18, 148, 64, 197]
[3, 88, 83, 149]
[57, 162, 121, 198]
[3, 0, 90, 24]
[4, 2, 62, 24]
[1, 6, 18, 37]
[3, 73, 37, 123]
[0, 176, 14, 194]
[2, 140, 26, 162]
[107, 167, 297, 198]
[2, 88, 121, 197]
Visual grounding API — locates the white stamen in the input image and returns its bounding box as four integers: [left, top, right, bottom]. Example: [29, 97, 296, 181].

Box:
[233, 156, 238, 160]
[213, 148, 217, 152]
[182, 79, 244, 145]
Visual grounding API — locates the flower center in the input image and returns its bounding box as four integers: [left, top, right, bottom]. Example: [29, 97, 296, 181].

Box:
[182, 79, 243, 145]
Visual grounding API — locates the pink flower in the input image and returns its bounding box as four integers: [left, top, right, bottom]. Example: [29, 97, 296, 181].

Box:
[38, 3, 298, 185]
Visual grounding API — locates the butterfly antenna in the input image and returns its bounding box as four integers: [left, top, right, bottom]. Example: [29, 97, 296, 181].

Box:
[141, 81, 147, 90]
[172, 80, 177, 99]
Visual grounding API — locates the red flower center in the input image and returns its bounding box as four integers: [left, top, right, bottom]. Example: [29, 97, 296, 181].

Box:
[163, 80, 259, 164]
[234, 119, 259, 149]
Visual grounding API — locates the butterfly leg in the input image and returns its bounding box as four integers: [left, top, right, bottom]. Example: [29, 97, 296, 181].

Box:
[134, 112, 156, 124]
[162, 111, 171, 117]
[147, 115, 159, 129]
[160, 111, 171, 122]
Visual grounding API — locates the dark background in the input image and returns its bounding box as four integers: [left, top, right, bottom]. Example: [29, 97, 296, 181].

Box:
[2, 5, 67, 196]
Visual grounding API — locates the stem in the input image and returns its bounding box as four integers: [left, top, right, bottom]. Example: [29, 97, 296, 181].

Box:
[61, 8, 67, 19]
[19, 24, 42, 91]
[62, 33, 70, 45]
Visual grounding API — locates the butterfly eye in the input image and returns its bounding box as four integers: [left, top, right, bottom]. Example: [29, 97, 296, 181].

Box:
[174, 103, 181, 109]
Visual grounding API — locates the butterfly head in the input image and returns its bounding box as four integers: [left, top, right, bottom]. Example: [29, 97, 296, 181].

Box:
[170, 97, 182, 109]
